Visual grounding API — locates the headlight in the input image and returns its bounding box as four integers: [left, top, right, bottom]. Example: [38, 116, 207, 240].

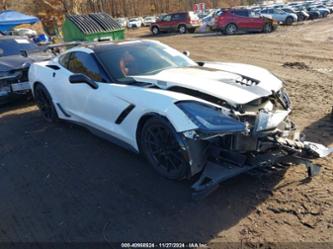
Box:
[254, 109, 291, 133]
[176, 101, 246, 134]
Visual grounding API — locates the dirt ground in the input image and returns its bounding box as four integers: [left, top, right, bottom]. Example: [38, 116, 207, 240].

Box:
[0, 16, 333, 247]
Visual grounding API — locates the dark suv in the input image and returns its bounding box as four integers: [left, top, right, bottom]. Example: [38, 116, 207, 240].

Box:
[151, 12, 201, 35]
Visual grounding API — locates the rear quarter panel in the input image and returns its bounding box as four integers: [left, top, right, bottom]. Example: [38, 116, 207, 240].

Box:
[29, 61, 54, 96]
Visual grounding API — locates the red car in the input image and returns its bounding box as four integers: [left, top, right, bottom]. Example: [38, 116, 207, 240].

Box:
[214, 9, 277, 35]
[151, 11, 201, 35]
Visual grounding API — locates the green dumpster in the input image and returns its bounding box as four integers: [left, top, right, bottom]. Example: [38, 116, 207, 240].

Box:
[62, 12, 125, 42]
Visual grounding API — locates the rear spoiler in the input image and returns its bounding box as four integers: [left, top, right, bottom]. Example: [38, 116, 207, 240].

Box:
[47, 41, 83, 49]
[47, 41, 83, 55]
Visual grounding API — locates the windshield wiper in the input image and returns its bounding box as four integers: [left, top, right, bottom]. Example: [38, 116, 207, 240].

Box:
[117, 77, 153, 87]
[141, 66, 179, 75]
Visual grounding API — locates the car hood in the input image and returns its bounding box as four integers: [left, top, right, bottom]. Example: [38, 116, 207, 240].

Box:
[132, 62, 283, 106]
[0, 52, 52, 72]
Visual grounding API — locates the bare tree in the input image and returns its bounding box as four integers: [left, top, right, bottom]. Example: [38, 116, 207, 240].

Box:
[0, 0, 8, 10]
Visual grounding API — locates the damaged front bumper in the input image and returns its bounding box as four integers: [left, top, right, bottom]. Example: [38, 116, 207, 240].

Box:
[0, 69, 31, 103]
[190, 138, 332, 200]
[182, 109, 333, 200]
[176, 98, 332, 200]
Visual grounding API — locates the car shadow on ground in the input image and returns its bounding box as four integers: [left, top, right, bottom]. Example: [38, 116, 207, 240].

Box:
[0, 98, 34, 114]
[191, 31, 272, 39]
[302, 112, 333, 146]
[138, 31, 267, 40]
[138, 32, 198, 38]
[0, 109, 289, 244]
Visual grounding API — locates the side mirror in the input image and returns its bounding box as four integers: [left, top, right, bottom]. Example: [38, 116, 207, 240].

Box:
[183, 50, 190, 57]
[69, 74, 99, 89]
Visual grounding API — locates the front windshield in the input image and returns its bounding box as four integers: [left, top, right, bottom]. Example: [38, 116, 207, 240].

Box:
[0, 38, 38, 56]
[97, 41, 197, 81]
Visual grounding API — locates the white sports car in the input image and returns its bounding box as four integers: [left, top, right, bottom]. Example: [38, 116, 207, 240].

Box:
[29, 40, 332, 199]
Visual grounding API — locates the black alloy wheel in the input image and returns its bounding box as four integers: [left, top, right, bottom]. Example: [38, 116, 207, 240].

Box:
[140, 117, 190, 180]
[34, 84, 58, 122]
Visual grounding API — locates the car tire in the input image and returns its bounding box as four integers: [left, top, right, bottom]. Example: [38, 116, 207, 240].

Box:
[151, 26, 160, 35]
[224, 23, 238, 35]
[188, 28, 196, 33]
[323, 12, 328, 18]
[34, 83, 59, 123]
[263, 23, 273, 33]
[311, 14, 318, 20]
[285, 16, 293, 25]
[178, 25, 187, 34]
[140, 116, 190, 180]
[298, 15, 304, 21]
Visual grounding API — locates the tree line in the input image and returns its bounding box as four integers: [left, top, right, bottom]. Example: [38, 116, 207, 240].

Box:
[1, 0, 260, 17]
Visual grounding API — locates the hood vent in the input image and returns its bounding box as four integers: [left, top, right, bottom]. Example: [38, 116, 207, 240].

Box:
[197, 66, 260, 87]
[235, 75, 260, 86]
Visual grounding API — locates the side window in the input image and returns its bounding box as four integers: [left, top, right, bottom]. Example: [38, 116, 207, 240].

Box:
[179, 13, 188, 20]
[67, 52, 104, 82]
[217, 11, 224, 16]
[163, 15, 171, 22]
[58, 53, 70, 68]
[171, 14, 181, 21]
[233, 10, 248, 17]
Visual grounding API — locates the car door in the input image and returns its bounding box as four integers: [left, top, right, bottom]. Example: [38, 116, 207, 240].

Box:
[272, 9, 285, 22]
[159, 15, 172, 31]
[232, 10, 251, 30]
[53, 51, 104, 121]
[248, 10, 265, 30]
[230, 10, 243, 29]
[170, 14, 181, 31]
[57, 51, 132, 138]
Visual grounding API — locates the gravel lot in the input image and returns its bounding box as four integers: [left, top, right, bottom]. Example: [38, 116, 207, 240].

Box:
[0, 16, 333, 247]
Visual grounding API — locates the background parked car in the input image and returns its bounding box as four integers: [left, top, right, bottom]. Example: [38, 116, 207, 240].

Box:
[281, 7, 309, 21]
[201, 12, 216, 31]
[325, 3, 333, 13]
[307, 6, 330, 17]
[143, 16, 156, 27]
[214, 8, 277, 35]
[0, 36, 53, 104]
[13, 28, 38, 38]
[151, 11, 200, 35]
[295, 6, 320, 19]
[115, 17, 128, 28]
[260, 8, 298, 25]
[127, 18, 142, 28]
